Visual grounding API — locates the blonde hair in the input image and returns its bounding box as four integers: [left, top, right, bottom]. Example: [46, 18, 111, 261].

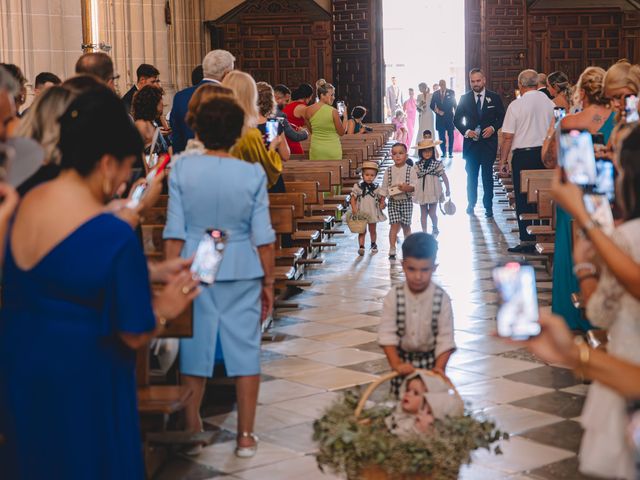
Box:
[186, 83, 234, 129]
[15, 86, 75, 165]
[222, 70, 259, 133]
[316, 78, 334, 98]
[256, 81, 276, 117]
[574, 66, 607, 106]
[603, 61, 640, 97]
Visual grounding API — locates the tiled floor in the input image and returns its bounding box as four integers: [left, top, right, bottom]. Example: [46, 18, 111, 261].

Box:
[156, 155, 594, 479]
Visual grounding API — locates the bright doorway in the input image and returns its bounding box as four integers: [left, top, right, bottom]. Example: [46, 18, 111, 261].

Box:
[382, 0, 465, 143]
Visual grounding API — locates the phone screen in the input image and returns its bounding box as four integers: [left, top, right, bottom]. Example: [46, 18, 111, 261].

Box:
[265, 119, 279, 144]
[337, 101, 345, 116]
[553, 107, 566, 121]
[626, 95, 639, 123]
[594, 159, 615, 202]
[583, 194, 615, 235]
[493, 263, 540, 340]
[558, 129, 597, 187]
[190, 229, 227, 285]
[126, 154, 170, 208]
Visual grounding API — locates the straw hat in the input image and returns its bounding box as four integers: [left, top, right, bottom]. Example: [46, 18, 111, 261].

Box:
[412, 138, 442, 150]
[361, 161, 380, 172]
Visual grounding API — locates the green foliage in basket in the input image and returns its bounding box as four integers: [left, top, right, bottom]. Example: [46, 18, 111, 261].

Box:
[346, 210, 372, 223]
[312, 389, 508, 479]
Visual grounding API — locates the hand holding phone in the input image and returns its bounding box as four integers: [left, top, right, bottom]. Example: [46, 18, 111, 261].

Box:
[265, 118, 279, 144]
[558, 129, 597, 187]
[337, 101, 346, 117]
[493, 263, 540, 340]
[127, 153, 170, 209]
[553, 107, 566, 121]
[583, 193, 615, 236]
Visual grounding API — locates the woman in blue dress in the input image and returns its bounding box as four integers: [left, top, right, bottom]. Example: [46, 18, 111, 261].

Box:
[163, 95, 275, 457]
[0, 88, 198, 479]
[542, 66, 617, 330]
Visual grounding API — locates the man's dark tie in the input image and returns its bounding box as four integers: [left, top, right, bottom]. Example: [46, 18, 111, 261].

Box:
[476, 94, 483, 119]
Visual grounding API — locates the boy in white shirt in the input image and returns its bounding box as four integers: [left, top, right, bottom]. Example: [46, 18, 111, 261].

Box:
[378, 233, 456, 396]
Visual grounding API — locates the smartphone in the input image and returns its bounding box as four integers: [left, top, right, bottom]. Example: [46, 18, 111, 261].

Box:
[337, 101, 345, 116]
[265, 118, 279, 144]
[594, 159, 615, 202]
[625, 94, 639, 123]
[190, 229, 227, 285]
[558, 129, 597, 187]
[493, 263, 540, 340]
[126, 154, 170, 209]
[583, 193, 615, 236]
[553, 107, 566, 121]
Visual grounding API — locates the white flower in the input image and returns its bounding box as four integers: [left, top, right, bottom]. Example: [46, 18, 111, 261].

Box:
[486, 97, 492, 104]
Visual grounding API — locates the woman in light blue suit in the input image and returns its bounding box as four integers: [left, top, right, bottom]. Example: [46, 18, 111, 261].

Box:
[163, 95, 275, 457]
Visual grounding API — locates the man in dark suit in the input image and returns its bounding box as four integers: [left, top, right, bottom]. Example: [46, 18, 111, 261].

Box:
[122, 63, 160, 113]
[170, 50, 235, 153]
[537, 73, 554, 100]
[453, 69, 505, 218]
[430, 79, 457, 158]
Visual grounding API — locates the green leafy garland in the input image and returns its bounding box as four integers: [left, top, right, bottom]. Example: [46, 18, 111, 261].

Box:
[313, 390, 508, 480]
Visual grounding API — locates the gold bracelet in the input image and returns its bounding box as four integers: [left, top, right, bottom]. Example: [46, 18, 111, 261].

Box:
[573, 336, 591, 379]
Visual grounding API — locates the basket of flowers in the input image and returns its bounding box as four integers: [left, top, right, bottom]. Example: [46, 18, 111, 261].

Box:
[345, 211, 371, 234]
[313, 369, 507, 480]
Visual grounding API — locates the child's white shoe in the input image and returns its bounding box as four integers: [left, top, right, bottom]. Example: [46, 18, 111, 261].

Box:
[388, 248, 396, 259]
[371, 243, 378, 254]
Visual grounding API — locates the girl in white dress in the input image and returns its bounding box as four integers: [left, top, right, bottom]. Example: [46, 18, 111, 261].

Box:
[350, 161, 387, 256]
[574, 129, 640, 480]
[413, 138, 450, 235]
[416, 83, 435, 145]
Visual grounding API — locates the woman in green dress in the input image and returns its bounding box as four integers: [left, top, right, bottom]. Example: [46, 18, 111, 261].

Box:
[542, 66, 619, 330]
[305, 79, 347, 160]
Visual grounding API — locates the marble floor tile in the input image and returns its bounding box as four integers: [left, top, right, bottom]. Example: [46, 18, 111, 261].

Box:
[313, 313, 380, 328]
[284, 367, 379, 391]
[560, 384, 590, 396]
[527, 456, 600, 479]
[503, 366, 581, 390]
[192, 440, 302, 474]
[260, 423, 318, 454]
[479, 404, 564, 435]
[446, 367, 493, 387]
[258, 379, 325, 405]
[271, 322, 349, 338]
[261, 338, 342, 356]
[457, 378, 553, 408]
[154, 457, 222, 480]
[297, 294, 362, 307]
[510, 391, 586, 419]
[470, 436, 574, 474]
[454, 356, 540, 378]
[270, 391, 341, 418]
[235, 455, 341, 480]
[310, 329, 379, 347]
[518, 420, 583, 453]
[261, 358, 333, 378]
[205, 404, 314, 434]
[300, 347, 385, 367]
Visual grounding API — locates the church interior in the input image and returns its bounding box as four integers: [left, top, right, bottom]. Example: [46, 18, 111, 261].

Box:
[2, 1, 640, 479]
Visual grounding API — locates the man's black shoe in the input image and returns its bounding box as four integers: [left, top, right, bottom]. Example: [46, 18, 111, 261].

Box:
[485, 211, 493, 218]
[507, 244, 536, 253]
[448, 154, 453, 158]
[466, 206, 474, 214]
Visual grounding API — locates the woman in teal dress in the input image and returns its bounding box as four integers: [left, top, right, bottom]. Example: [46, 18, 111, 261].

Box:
[549, 67, 616, 330]
[305, 79, 347, 160]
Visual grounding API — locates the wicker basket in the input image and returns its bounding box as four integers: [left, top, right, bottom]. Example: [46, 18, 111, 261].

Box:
[351, 369, 460, 480]
[346, 217, 368, 234]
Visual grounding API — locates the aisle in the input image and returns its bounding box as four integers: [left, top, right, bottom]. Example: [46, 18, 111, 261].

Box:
[159, 155, 592, 480]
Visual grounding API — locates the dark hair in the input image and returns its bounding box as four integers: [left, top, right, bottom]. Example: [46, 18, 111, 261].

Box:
[131, 85, 163, 121]
[292, 83, 313, 101]
[136, 63, 159, 81]
[469, 68, 484, 77]
[35, 72, 62, 88]
[391, 142, 407, 153]
[58, 87, 143, 176]
[618, 126, 640, 221]
[422, 129, 432, 137]
[191, 65, 204, 86]
[75, 53, 114, 83]
[351, 106, 367, 119]
[61, 75, 105, 95]
[194, 97, 244, 151]
[273, 84, 291, 96]
[0, 64, 26, 86]
[402, 233, 438, 260]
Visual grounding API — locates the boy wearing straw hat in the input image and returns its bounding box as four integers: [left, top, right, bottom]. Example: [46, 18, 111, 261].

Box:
[378, 233, 456, 397]
[349, 161, 387, 255]
[412, 136, 451, 235]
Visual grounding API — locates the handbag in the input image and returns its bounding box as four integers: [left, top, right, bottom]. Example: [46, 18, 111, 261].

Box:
[439, 198, 456, 215]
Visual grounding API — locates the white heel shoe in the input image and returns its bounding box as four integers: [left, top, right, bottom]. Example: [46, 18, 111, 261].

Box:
[235, 432, 258, 458]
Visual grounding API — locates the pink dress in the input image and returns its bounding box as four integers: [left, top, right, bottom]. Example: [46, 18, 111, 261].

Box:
[404, 97, 417, 148]
[392, 117, 408, 147]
